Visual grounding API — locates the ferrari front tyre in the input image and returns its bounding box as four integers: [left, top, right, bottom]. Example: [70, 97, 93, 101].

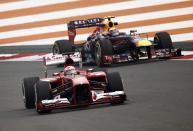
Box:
[106, 72, 125, 104]
[22, 77, 39, 109]
[95, 39, 113, 66]
[106, 72, 123, 92]
[35, 81, 52, 113]
[53, 39, 74, 55]
[154, 32, 173, 50]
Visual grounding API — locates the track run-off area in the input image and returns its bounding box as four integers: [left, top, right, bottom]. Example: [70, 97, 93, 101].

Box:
[0, 58, 193, 131]
[0, 43, 193, 131]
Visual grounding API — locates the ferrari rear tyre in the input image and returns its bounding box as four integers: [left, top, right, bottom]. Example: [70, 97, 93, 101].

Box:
[154, 32, 173, 49]
[106, 72, 123, 92]
[95, 39, 113, 66]
[22, 77, 39, 109]
[35, 81, 52, 113]
[53, 39, 74, 54]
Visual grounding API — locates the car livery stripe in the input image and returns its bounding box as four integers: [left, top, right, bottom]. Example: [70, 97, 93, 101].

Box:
[1, 20, 193, 46]
[0, 0, 79, 12]
[1, 0, 192, 32]
[0, 0, 22, 4]
[1, 8, 193, 39]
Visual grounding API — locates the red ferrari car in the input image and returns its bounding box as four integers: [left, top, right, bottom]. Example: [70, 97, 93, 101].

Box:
[22, 54, 126, 113]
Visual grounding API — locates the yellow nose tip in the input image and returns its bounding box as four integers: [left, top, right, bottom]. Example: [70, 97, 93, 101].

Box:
[136, 40, 152, 47]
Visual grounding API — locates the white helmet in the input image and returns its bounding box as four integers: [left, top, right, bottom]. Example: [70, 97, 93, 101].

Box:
[64, 66, 77, 76]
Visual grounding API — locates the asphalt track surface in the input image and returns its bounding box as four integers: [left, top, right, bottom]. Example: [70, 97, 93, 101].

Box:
[0, 59, 193, 131]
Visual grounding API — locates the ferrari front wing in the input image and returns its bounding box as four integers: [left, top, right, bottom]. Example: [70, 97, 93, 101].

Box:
[36, 91, 126, 112]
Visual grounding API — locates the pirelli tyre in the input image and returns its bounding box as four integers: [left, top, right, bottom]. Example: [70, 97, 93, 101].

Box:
[106, 72, 125, 104]
[95, 39, 113, 66]
[35, 81, 52, 113]
[22, 77, 39, 109]
[53, 39, 74, 55]
[106, 72, 123, 92]
[154, 32, 173, 50]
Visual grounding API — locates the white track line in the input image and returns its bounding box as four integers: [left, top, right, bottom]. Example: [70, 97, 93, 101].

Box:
[0, 0, 79, 12]
[0, 0, 186, 26]
[181, 51, 193, 55]
[0, 55, 43, 61]
[1, 6, 193, 39]
[0, 54, 16, 57]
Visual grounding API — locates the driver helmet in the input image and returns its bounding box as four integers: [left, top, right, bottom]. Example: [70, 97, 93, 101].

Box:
[102, 19, 110, 32]
[102, 19, 115, 32]
[64, 66, 77, 76]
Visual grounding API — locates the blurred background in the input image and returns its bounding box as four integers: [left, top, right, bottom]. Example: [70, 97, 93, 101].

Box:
[0, 0, 193, 52]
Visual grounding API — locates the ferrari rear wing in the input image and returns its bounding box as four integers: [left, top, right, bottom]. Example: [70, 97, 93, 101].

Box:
[43, 52, 82, 67]
[43, 52, 82, 78]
